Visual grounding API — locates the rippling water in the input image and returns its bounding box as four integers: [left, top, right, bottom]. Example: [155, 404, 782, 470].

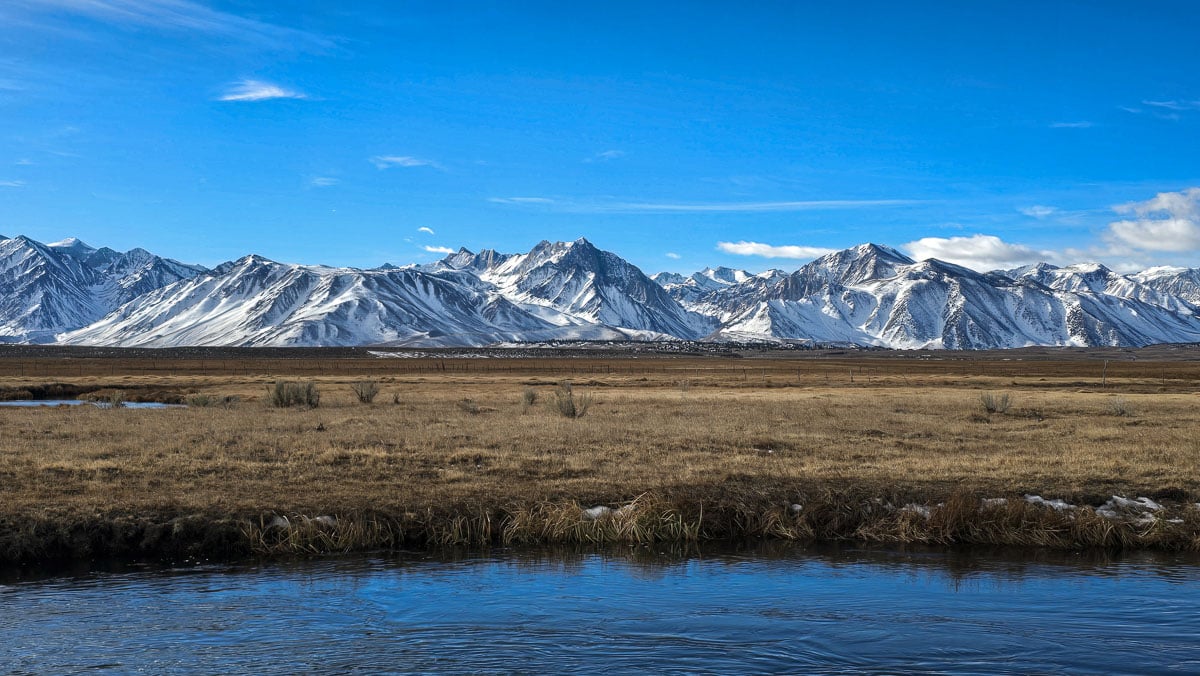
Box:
[3, 544, 1199, 674]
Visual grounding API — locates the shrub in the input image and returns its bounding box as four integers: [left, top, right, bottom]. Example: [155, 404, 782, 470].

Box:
[521, 387, 537, 413]
[457, 398, 481, 415]
[551, 381, 592, 419]
[350, 380, 380, 404]
[104, 390, 126, 409]
[188, 393, 217, 407]
[980, 392, 1011, 414]
[1109, 397, 1133, 417]
[268, 381, 320, 408]
[188, 394, 240, 408]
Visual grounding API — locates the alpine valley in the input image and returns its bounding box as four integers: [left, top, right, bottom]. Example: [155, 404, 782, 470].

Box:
[4, 234, 1200, 349]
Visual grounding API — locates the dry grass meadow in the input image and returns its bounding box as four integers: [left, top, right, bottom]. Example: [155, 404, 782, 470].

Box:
[2, 350, 1200, 560]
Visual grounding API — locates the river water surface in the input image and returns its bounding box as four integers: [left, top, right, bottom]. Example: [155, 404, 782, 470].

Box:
[3, 544, 1198, 673]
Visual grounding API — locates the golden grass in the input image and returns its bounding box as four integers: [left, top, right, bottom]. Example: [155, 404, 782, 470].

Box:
[1, 354, 1198, 560]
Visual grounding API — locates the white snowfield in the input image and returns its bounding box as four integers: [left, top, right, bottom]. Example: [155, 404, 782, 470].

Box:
[0, 234, 1198, 348]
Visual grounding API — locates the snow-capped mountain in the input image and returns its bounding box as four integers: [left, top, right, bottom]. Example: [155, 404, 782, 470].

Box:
[7, 234, 1200, 349]
[436, 238, 716, 340]
[60, 238, 714, 347]
[0, 235, 205, 342]
[61, 255, 572, 347]
[654, 265, 787, 309]
[686, 244, 1200, 348]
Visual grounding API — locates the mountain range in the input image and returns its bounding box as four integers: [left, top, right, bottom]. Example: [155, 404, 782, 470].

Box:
[3, 233, 1200, 349]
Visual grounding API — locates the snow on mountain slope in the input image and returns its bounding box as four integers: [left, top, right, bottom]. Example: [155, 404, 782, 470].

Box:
[694, 244, 1200, 348]
[59, 255, 573, 347]
[0, 235, 205, 342]
[14, 234, 1200, 349]
[1133, 266, 1200, 307]
[655, 266, 787, 311]
[466, 238, 716, 339]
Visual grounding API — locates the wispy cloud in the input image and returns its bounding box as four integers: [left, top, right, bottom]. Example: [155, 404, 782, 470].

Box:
[423, 245, 455, 254]
[717, 241, 836, 260]
[584, 149, 625, 163]
[665, 252, 681, 260]
[0, 180, 26, 188]
[370, 155, 441, 170]
[903, 234, 1058, 272]
[14, 158, 33, 166]
[1142, 100, 1200, 112]
[1020, 205, 1058, 219]
[12, 0, 333, 50]
[417, 227, 435, 235]
[603, 199, 918, 213]
[488, 196, 919, 213]
[1050, 121, 1093, 129]
[308, 176, 338, 187]
[1106, 187, 1200, 253]
[487, 196, 555, 205]
[218, 79, 305, 102]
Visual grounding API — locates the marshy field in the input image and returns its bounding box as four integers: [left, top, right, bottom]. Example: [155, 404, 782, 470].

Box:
[2, 345, 1200, 563]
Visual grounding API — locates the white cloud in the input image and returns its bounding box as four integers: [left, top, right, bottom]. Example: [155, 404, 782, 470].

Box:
[1142, 100, 1200, 112]
[1020, 205, 1058, 219]
[487, 196, 555, 204]
[487, 196, 917, 213]
[418, 227, 435, 235]
[717, 241, 836, 260]
[370, 155, 440, 170]
[17, 0, 332, 50]
[903, 234, 1057, 271]
[309, 177, 338, 187]
[423, 245, 455, 254]
[14, 158, 33, 166]
[1050, 121, 1093, 129]
[604, 199, 916, 213]
[585, 149, 625, 163]
[0, 180, 25, 187]
[665, 252, 681, 259]
[219, 79, 305, 102]
[1106, 187, 1200, 252]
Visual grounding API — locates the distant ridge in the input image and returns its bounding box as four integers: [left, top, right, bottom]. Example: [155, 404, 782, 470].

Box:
[2, 234, 1199, 348]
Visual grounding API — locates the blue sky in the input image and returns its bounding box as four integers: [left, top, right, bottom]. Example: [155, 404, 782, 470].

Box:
[2, 1, 1200, 274]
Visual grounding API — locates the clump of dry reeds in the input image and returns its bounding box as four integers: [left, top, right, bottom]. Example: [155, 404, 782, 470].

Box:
[268, 381, 320, 408]
[980, 392, 1011, 414]
[350, 380, 380, 404]
[550, 381, 591, 418]
[521, 387, 537, 413]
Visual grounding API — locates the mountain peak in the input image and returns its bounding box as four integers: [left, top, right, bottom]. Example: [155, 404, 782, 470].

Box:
[852, 242, 911, 262]
[48, 237, 96, 254]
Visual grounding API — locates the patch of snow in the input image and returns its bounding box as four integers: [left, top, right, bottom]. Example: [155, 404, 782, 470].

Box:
[1096, 495, 1164, 522]
[900, 503, 931, 519]
[1024, 494, 1074, 511]
[582, 506, 612, 520]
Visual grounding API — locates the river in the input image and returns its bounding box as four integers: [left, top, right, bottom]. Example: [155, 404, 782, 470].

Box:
[3, 543, 1198, 673]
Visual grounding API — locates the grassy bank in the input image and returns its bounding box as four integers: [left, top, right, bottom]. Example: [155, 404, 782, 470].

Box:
[1, 354, 1198, 562]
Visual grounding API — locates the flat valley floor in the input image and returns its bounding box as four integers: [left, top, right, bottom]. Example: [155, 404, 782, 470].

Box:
[2, 344, 1199, 561]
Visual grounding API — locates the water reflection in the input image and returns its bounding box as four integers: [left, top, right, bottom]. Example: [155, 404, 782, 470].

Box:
[3, 542, 1199, 674]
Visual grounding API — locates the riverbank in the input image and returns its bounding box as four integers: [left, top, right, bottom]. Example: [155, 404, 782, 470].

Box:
[1, 354, 1198, 563]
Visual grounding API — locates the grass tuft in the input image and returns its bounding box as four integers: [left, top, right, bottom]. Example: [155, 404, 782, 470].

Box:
[980, 392, 1011, 414]
[268, 381, 320, 408]
[350, 380, 380, 404]
[550, 381, 591, 418]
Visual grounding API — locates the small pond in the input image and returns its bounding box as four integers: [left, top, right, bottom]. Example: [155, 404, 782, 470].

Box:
[0, 399, 178, 408]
